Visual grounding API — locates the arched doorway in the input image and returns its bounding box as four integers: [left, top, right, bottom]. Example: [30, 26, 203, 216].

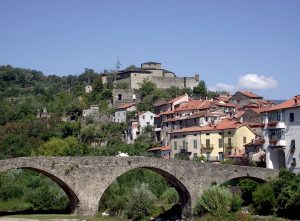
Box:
[98, 167, 191, 220]
[0, 167, 79, 215]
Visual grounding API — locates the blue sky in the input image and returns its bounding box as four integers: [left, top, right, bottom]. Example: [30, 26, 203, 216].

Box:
[0, 0, 299, 99]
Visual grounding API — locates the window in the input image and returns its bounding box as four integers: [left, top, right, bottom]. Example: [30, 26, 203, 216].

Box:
[151, 116, 153, 120]
[206, 152, 210, 160]
[243, 137, 247, 144]
[219, 138, 223, 148]
[219, 132, 223, 135]
[290, 113, 294, 122]
[228, 138, 232, 146]
[206, 139, 210, 148]
[193, 140, 197, 149]
[182, 140, 186, 149]
[228, 131, 232, 135]
[193, 153, 198, 158]
[118, 94, 122, 100]
[143, 115, 145, 119]
[174, 141, 177, 150]
[206, 133, 210, 136]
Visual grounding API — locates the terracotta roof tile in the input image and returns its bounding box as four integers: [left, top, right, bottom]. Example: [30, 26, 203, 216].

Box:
[170, 119, 246, 133]
[116, 103, 135, 109]
[174, 100, 211, 112]
[148, 146, 170, 151]
[262, 95, 300, 112]
[239, 91, 263, 98]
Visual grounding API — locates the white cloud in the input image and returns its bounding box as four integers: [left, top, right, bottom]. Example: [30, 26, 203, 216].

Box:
[208, 83, 235, 93]
[237, 73, 278, 90]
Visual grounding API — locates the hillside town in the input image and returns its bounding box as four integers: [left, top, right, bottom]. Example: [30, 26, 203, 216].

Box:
[78, 61, 300, 174]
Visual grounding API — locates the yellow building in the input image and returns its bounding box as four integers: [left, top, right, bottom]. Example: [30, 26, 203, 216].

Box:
[169, 119, 255, 161]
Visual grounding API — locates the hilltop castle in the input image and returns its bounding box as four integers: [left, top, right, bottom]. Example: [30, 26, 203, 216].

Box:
[114, 61, 200, 89]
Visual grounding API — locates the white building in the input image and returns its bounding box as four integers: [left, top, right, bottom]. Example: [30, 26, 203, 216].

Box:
[262, 95, 300, 174]
[113, 103, 136, 123]
[138, 111, 155, 131]
[82, 105, 99, 117]
[85, 85, 93, 93]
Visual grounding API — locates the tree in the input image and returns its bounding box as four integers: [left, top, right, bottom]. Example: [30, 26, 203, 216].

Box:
[252, 183, 276, 215]
[194, 186, 232, 218]
[238, 178, 260, 205]
[125, 182, 156, 220]
[92, 76, 103, 93]
[193, 80, 207, 97]
[139, 79, 157, 98]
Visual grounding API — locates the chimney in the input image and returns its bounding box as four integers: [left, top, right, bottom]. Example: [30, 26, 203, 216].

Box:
[294, 97, 298, 105]
[195, 74, 200, 82]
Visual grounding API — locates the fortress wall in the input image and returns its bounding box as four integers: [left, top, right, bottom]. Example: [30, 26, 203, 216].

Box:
[150, 76, 199, 89]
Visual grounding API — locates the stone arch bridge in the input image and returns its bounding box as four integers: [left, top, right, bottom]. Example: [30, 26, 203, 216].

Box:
[0, 157, 278, 220]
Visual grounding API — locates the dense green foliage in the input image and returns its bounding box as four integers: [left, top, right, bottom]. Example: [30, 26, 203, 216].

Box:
[99, 169, 179, 220]
[0, 169, 68, 212]
[194, 186, 233, 218]
[252, 183, 276, 215]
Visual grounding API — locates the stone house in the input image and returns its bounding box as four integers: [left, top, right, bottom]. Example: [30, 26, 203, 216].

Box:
[261, 95, 300, 174]
[169, 119, 256, 161]
[82, 105, 99, 118]
[138, 111, 155, 132]
[147, 146, 171, 159]
[85, 85, 93, 93]
[113, 103, 136, 123]
[116, 62, 200, 90]
[229, 91, 263, 107]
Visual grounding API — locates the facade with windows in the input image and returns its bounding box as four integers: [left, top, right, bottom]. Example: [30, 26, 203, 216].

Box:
[113, 103, 136, 123]
[169, 119, 255, 161]
[262, 95, 300, 174]
[138, 111, 155, 131]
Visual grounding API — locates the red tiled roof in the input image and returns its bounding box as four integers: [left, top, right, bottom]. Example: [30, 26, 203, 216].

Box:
[262, 95, 300, 112]
[239, 91, 263, 99]
[168, 94, 188, 104]
[116, 103, 135, 109]
[235, 110, 245, 118]
[148, 146, 170, 152]
[170, 119, 249, 134]
[174, 100, 211, 112]
[159, 110, 175, 116]
[245, 138, 265, 147]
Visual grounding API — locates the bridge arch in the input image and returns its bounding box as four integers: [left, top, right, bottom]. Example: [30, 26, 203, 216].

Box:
[0, 165, 79, 213]
[98, 166, 192, 219]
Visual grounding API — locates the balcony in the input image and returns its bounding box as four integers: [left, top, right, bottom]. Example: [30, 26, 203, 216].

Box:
[269, 136, 286, 147]
[224, 143, 233, 148]
[201, 144, 214, 149]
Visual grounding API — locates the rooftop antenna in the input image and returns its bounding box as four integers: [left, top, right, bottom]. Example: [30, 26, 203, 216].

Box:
[116, 56, 121, 71]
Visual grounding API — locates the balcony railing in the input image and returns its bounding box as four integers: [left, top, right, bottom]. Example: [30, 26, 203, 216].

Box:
[202, 144, 214, 149]
[224, 143, 233, 148]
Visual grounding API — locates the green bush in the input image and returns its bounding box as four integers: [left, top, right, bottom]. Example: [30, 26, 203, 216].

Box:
[239, 179, 260, 205]
[125, 182, 156, 221]
[252, 183, 275, 215]
[194, 186, 232, 218]
[161, 187, 179, 204]
[230, 194, 243, 212]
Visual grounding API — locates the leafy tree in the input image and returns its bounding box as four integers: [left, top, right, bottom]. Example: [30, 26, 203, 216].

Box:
[194, 186, 232, 218]
[252, 183, 275, 215]
[162, 187, 179, 204]
[193, 80, 207, 97]
[37, 136, 83, 156]
[238, 179, 260, 205]
[139, 79, 157, 98]
[125, 182, 156, 220]
[92, 76, 103, 93]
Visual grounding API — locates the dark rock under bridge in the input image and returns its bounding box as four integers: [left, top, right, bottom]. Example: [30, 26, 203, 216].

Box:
[0, 156, 278, 220]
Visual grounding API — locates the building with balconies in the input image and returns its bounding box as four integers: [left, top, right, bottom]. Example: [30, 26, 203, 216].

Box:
[168, 119, 255, 161]
[261, 95, 300, 174]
